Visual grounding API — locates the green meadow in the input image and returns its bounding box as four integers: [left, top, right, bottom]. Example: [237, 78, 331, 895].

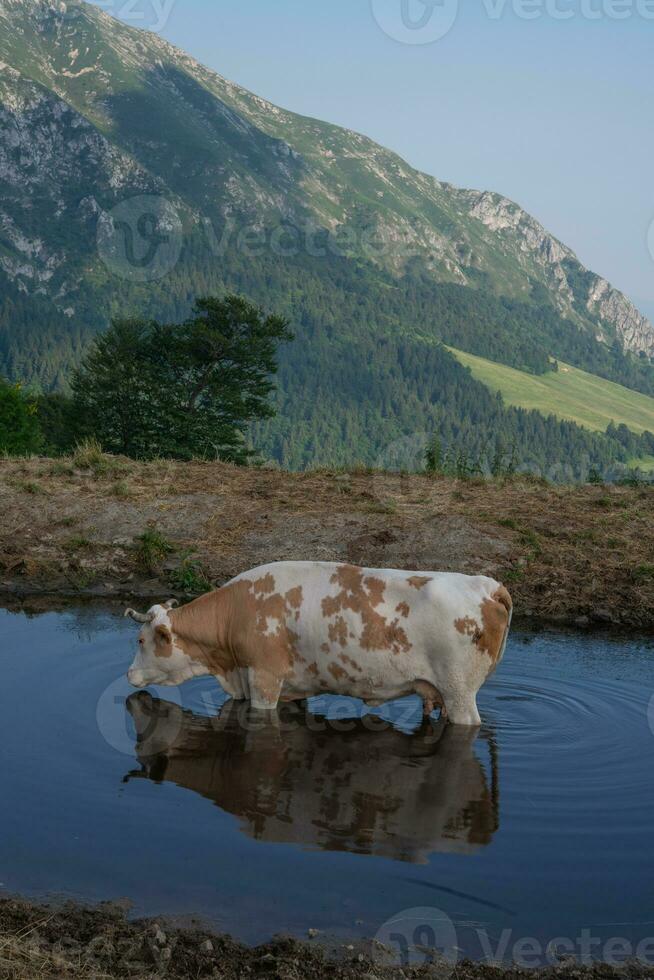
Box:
[449, 347, 654, 436]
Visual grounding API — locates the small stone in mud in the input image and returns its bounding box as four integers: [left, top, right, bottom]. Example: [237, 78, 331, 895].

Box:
[308, 928, 320, 939]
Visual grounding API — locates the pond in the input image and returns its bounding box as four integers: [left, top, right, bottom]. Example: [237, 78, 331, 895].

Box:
[1, 605, 653, 964]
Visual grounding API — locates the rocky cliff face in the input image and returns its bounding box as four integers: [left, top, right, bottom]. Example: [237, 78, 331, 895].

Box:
[0, 0, 652, 364]
[460, 189, 654, 358]
[0, 60, 161, 312]
[586, 278, 654, 357]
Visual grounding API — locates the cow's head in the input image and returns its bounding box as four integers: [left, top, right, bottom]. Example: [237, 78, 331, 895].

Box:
[125, 601, 198, 688]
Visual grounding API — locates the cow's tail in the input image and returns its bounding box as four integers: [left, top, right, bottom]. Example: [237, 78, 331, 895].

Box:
[494, 584, 513, 664]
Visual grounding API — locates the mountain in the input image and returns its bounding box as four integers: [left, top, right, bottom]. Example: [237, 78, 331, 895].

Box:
[635, 298, 654, 327]
[1, 0, 653, 476]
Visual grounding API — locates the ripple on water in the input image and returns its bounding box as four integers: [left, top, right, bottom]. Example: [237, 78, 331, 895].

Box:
[481, 652, 651, 831]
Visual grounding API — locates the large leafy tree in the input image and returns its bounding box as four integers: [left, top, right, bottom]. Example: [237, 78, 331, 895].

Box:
[37, 391, 87, 456]
[72, 295, 292, 462]
[0, 380, 42, 456]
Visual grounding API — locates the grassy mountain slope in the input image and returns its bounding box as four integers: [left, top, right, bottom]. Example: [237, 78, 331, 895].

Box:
[449, 348, 654, 435]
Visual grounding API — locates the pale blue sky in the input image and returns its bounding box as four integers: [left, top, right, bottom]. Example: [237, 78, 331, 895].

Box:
[91, 0, 654, 306]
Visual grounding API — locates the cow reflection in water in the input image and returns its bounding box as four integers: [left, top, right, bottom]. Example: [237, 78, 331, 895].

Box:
[125, 693, 499, 862]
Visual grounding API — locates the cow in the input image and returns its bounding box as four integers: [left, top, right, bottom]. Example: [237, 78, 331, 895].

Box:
[125, 561, 512, 726]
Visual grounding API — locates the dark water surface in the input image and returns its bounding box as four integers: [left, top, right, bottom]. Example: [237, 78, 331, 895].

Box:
[1, 606, 653, 961]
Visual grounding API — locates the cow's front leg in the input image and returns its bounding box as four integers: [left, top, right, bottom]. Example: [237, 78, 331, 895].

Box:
[218, 666, 248, 701]
[247, 667, 284, 711]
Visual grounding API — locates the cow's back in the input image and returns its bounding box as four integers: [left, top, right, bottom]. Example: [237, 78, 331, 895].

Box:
[225, 562, 508, 705]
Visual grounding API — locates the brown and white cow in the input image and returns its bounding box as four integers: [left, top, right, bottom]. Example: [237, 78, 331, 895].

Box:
[126, 561, 512, 725]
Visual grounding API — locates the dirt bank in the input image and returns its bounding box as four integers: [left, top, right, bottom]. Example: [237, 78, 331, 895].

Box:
[0, 455, 652, 629]
[1, 897, 651, 980]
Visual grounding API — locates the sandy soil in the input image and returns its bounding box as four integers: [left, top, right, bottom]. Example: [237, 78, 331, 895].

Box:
[0, 455, 653, 629]
[1, 897, 651, 980]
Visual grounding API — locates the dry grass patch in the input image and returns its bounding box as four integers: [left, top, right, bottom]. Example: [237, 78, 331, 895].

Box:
[0, 459, 652, 626]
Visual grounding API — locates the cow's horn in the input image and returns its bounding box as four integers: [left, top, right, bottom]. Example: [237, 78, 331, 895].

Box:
[124, 608, 154, 624]
[164, 599, 178, 610]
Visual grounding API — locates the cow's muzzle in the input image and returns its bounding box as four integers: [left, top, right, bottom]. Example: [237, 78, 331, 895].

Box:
[127, 668, 148, 689]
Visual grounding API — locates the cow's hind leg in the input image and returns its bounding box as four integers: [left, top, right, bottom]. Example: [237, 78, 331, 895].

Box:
[247, 667, 284, 711]
[443, 687, 481, 727]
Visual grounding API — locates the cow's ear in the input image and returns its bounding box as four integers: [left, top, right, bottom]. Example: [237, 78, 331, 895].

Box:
[154, 624, 172, 645]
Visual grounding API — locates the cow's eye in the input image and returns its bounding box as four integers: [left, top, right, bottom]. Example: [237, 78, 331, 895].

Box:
[138, 638, 144, 645]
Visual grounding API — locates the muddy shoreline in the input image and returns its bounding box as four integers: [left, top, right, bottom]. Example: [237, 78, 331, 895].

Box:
[1, 456, 653, 630]
[1, 897, 651, 980]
